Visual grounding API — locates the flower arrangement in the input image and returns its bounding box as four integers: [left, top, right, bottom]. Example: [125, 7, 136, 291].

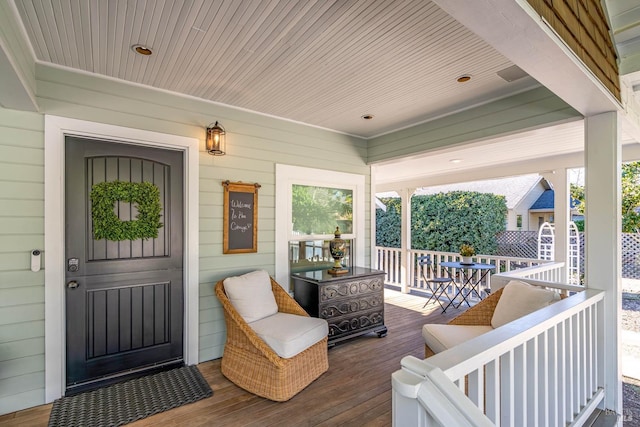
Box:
[459, 244, 475, 257]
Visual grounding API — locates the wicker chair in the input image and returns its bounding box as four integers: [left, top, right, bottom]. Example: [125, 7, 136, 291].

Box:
[425, 285, 566, 357]
[424, 287, 505, 358]
[215, 276, 329, 401]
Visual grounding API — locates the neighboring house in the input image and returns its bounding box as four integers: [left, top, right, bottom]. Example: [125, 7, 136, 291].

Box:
[414, 174, 547, 231]
[529, 188, 583, 230]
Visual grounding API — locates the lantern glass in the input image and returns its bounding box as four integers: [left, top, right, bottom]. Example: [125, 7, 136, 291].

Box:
[206, 121, 226, 155]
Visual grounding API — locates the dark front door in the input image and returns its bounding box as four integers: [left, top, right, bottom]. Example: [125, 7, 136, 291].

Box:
[65, 136, 184, 393]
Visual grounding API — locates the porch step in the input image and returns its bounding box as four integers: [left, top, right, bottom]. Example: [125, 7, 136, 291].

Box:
[584, 408, 619, 426]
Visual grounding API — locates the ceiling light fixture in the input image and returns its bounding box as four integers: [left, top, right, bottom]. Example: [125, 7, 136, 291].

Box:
[361, 114, 374, 120]
[449, 159, 462, 164]
[206, 121, 226, 155]
[132, 44, 153, 56]
[456, 74, 472, 83]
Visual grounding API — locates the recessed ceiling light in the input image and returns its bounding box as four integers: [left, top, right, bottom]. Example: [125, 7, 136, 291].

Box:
[456, 74, 472, 83]
[132, 44, 153, 56]
[361, 114, 374, 120]
[450, 159, 462, 163]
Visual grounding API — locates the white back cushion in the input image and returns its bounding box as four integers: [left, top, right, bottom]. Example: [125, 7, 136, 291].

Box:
[223, 270, 278, 323]
[491, 280, 561, 328]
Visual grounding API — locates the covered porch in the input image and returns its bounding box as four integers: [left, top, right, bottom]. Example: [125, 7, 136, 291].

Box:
[372, 111, 635, 424]
[0, 289, 460, 427]
[3, 279, 639, 426]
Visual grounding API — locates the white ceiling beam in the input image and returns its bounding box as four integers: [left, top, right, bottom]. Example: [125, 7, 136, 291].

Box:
[375, 143, 640, 192]
[0, 38, 37, 111]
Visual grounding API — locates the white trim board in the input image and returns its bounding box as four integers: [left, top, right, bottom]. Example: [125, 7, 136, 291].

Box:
[44, 115, 199, 402]
[274, 164, 365, 287]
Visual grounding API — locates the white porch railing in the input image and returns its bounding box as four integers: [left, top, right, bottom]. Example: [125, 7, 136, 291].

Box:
[391, 267, 603, 427]
[375, 246, 553, 301]
[491, 262, 576, 295]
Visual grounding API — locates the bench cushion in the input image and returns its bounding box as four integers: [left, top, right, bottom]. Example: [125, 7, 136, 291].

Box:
[250, 312, 328, 359]
[491, 280, 561, 328]
[422, 324, 493, 354]
[223, 270, 278, 323]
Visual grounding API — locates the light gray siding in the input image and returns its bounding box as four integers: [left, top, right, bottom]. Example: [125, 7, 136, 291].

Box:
[0, 108, 45, 414]
[0, 62, 370, 414]
[367, 87, 581, 164]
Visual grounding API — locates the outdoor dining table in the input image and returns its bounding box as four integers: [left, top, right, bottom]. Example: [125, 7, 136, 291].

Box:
[439, 261, 496, 312]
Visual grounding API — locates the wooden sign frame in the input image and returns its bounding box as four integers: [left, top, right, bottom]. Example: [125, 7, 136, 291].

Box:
[222, 180, 260, 254]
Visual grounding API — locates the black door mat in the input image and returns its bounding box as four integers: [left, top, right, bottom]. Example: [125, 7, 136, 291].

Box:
[48, 365, 213, 427]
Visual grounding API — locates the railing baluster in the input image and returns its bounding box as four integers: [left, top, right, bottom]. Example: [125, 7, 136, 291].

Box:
[557, 321, 567, 426]
[484, 359, 499, 426]
[514, 344, 526, 426]
[500, 350, 514, 426]
[548, 325, 557, 426]
[574, 312, 586, 413]
[537, 331, 549, 427]
[525, 338, 538, 426]
[587, 305, 595, 396]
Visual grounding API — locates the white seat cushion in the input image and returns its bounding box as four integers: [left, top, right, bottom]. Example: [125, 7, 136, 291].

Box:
[250, 312, 328, 359]
[422, 324, 493, 354]
[223, 270, 278, 323]
[491, 280, 561, 328]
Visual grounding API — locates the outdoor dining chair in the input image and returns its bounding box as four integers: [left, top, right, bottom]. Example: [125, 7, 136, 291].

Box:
[417, 255, 455, 312]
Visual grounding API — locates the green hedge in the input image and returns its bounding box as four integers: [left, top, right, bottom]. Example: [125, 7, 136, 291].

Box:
[376, 191, 507, 254]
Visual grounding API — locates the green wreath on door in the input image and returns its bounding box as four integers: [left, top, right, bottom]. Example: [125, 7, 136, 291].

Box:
[90, 180, 163, 241]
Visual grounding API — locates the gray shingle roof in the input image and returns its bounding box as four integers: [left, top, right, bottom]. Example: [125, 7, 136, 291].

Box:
[412, 174, 544, 209]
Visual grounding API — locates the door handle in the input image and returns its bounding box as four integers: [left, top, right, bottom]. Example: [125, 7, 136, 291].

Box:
[67, 280, 79, 289]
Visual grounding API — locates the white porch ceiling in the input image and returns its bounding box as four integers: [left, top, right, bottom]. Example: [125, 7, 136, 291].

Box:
[12, 0, 538, 138]
[7, 0, 640, 190]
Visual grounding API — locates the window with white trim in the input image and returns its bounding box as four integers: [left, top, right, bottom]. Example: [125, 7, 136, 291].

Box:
[275, 164, 365, 287]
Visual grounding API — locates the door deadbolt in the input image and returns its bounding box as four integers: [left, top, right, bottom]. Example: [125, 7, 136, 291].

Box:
[67, 281, 79, 289]
[67, 258, 79, 272]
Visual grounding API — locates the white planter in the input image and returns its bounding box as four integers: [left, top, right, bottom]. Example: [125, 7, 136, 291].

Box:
[461, 256, 473, 264]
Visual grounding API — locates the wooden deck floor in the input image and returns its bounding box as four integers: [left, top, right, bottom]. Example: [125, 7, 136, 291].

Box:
[0, 289, 461, 427]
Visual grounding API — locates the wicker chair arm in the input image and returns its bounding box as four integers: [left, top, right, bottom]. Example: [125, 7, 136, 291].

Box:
[269, 278, 309, 317]
[448, 287, 505, 326]
[214, 280, 286, 367]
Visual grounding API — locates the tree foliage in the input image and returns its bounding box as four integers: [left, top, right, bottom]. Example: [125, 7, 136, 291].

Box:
[622, 162, 640, 233]
[570, 161, 640, 233]
[292, 185, 353, 234]
[570, 183, 585, 215]
[376, 191, 507, 253]
[375, 198, 401, 247]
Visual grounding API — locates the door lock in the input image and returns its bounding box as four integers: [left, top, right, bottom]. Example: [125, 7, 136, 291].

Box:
[67, 258, 79, 272]
[67, 280, 79, 289]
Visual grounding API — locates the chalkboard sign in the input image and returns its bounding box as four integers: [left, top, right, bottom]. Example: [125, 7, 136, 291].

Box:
[222, 181, 260, 254]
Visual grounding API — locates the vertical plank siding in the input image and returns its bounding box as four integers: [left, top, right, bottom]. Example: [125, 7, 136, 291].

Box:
[0, 108, 44, 414]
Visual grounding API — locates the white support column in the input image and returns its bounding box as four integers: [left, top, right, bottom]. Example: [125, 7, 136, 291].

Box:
[544, 169, 570, 283]
[400, 188, 414, 293]
[584, 112, 622, 416]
